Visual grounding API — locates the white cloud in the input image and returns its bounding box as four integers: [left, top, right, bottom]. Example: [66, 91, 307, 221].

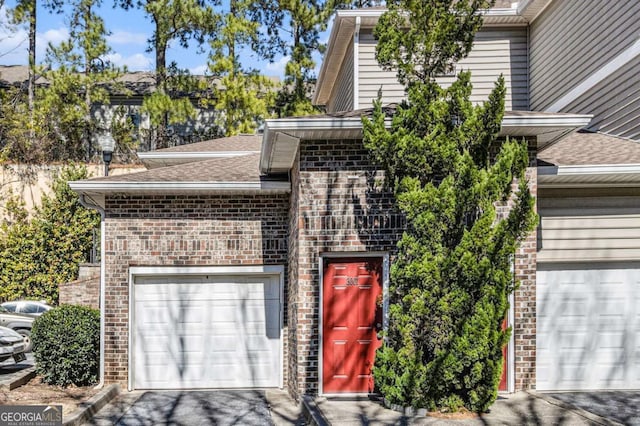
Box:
[0, 25, 28, 65]
[189, 64, 208, 75]
[265, 55, 289, 78]
[40, 28, 70, 45]
[0, 23, 71, 66]
[104, 53, 153, 71]
[107, 30, 147, 46]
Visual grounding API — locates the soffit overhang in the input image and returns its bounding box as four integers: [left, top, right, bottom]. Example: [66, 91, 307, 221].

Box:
[538, 164, 640, 188]
[259, 112, 593, 174]
[69, 181, 291, 209]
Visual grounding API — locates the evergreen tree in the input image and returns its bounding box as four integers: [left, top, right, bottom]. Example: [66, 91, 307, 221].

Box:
[363, 0, 537, 412]
[253, 0, 347, 116]
[0, 165, 100, 303]
[43, 0, 123, 160]
[8, 0, 38, 115]
[203, 0, 274, 135]
[117, 0, 218, 148]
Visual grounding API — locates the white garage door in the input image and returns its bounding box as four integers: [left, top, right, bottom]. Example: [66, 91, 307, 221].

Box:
[537, 264, 640, 391]
[132, 274, 281, 389]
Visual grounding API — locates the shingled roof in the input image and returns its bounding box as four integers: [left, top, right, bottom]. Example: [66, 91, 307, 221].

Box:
[152, 134, 262, 153]
[137, 134, 263, 168]
[538, 130, 640, 166]
[92, 153, 266, 183]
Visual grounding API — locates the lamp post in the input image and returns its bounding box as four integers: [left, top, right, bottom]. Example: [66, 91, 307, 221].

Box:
[96, 130, 115, 176]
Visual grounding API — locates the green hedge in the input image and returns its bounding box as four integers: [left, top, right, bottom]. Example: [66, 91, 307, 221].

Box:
[31, 305, 100, 386]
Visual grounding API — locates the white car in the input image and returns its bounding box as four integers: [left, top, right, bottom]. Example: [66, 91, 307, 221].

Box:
[0, 326, 26, 364]
[1, 300, 52, 316]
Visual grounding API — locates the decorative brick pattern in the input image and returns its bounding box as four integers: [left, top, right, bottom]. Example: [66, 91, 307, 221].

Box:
[102, 194, 289, 386]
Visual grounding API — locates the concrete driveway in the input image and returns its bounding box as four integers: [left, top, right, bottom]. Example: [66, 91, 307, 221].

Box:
[543, 392, 640, 426]
[87, 389, 304, 426]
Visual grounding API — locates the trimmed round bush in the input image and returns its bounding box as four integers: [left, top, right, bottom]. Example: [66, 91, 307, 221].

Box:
[31, 304, 100, 386]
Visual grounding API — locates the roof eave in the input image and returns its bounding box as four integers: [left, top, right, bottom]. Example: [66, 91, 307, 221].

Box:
[259, 113, 593, 174]
[517, 0, 553, 22]
[69, 181, 291, 208]
[538, 164, 640, 188]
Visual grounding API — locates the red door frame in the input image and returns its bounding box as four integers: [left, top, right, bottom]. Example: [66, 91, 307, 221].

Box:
[319, 253, 389, 395]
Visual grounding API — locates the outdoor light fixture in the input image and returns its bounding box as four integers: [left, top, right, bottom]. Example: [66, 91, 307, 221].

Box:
[96, 130, 116, 176]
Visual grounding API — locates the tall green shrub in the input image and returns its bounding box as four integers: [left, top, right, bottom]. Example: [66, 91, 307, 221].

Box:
[31, 305, 100, 386]
[364, 0, 537, 412]
[0, 165, 99, 303]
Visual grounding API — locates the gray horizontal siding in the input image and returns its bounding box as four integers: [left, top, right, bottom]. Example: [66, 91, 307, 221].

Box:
[326, 41, 354, 113]
[358, 27, 528, 110]
[530, 0, 640, 112]
[563, 54, 640, 140]
[538, 195, 640, 262]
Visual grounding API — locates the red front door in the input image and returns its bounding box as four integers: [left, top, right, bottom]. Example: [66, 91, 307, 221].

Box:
[322, 257, 382, 394]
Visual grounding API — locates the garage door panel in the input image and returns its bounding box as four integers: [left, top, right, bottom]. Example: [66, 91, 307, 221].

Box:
[537, 266, 640, 391]
[133, 274, 282, 390]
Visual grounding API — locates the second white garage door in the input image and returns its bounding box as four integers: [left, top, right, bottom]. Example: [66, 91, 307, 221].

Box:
[537, 264, 640, 391]
[132, 274, 281, 389]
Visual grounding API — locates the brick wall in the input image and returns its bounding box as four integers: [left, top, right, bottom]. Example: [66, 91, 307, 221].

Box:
[287, 155, 301, 400]
[102, 194, 289, 386]
[290, 137, 538, 397]
[58, 277, 99, 308]
[513, 140, 538, 390]
[291, 139, 404, 397]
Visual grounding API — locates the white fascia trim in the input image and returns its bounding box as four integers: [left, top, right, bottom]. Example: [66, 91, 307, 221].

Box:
[138, 151, 259, 160]
[334, 8, 518, 19]
[334, 9, 386, 19]
[69, 181, 291, 192]
[130, 265, 284, 277]
[501, 114, 593, 128]
[517, 0, 553, 22]
[548, 38, 640, 112]
[483, 8, 518, 16]
[264, 113, 591, 134]
[539, 164, 640, 176]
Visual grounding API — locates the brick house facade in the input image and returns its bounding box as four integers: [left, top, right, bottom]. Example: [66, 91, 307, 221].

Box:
[71, 2, 640, 397]
[101, 194, 289, 385]
[70, 129, 561, 398]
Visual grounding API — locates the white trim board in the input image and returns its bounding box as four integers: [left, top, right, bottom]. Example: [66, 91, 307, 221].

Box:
[547, 38, 640, 112]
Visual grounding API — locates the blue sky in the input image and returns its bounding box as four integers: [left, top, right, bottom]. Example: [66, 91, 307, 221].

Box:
[0, 1, 324, 78]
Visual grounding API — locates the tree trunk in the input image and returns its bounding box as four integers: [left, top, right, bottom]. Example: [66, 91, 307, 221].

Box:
[27, 1, 35, 112]
[28, 0, 35, 141]
[155, 21, 169, 149]
[84, 3, 93, 161]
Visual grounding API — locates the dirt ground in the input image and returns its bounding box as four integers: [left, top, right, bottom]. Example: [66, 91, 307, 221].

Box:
[0, 376, 100, 417]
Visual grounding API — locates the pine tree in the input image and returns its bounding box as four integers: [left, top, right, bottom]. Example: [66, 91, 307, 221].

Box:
[43, 0, 124, 160]
[203, 0, 275, 136]
[363, 0, 537, 412]
[117, 0, 218, 148]
[8, 0, 37, 114]
[253, 0, 348, 116]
